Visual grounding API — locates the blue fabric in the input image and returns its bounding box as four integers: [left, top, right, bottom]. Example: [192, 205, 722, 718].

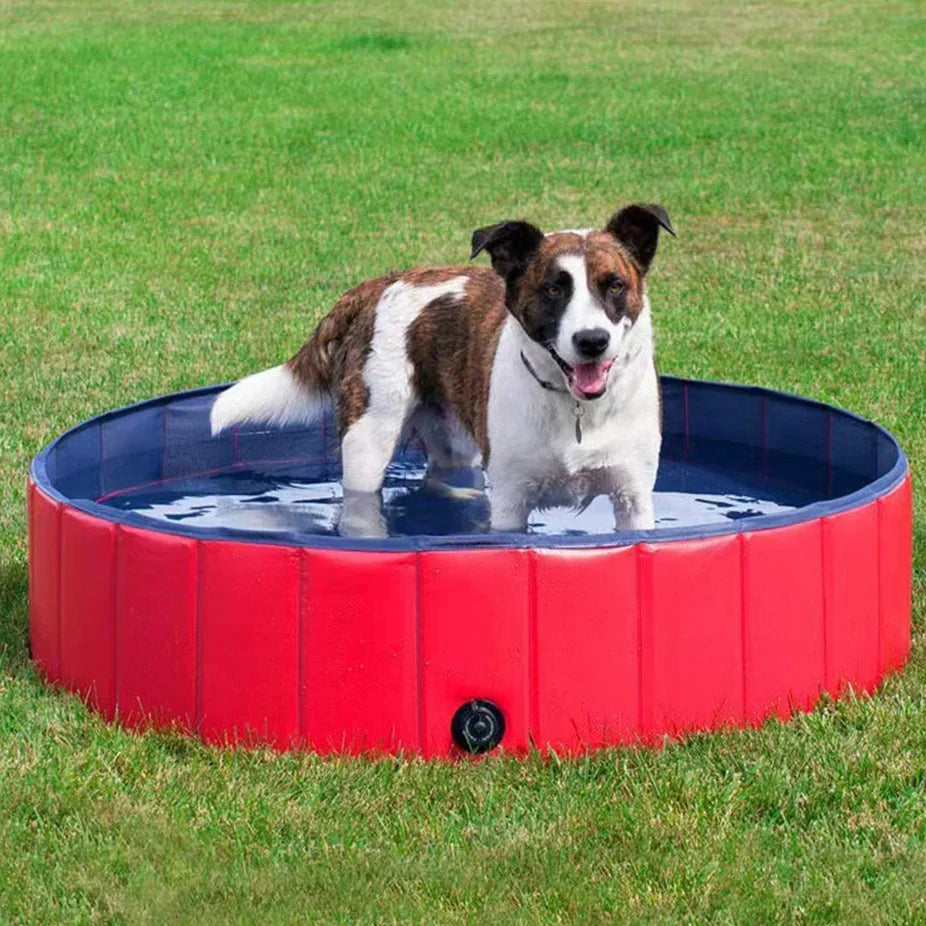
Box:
[100, 404, 163, 498]
[31, 378, 908, 551]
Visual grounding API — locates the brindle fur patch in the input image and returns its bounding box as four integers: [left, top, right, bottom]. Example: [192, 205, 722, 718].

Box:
[405, 267, 506, 458]
[287, 274, 398, 437]
[584, 232, 644, 321]
[287, 267, 508, 445]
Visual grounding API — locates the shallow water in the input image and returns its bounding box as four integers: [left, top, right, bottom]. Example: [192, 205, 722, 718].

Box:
[102, 457, 822, 538]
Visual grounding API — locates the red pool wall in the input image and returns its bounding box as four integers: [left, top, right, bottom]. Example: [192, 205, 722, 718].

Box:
[27, 476, 913, 757]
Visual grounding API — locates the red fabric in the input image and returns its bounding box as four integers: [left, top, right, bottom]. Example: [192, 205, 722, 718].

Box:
[60, 508, 116, 718]
[532, 547, 639, 750]
[115, 525, 197, 730]
[879, 476, 913, 675]
[743, 521, 825, 720]
[30, 479, 912, 756]
[197, 541, 300, 748]
[419, 549, 530, 756]
[29, 486, 61, 682]
[301, 550, 419, 754]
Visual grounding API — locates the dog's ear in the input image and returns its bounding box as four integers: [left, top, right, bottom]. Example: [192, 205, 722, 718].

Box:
[605, 204, 675, 273]
[470, 220, 545, 282]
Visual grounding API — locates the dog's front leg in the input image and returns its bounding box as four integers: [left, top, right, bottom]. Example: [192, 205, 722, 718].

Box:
[489, 489, 530, 532]
[338, 489, 388, 539]
[609, 460, 657, 531]
[612, 487, 655, 531]
[487, 467, 532, 533]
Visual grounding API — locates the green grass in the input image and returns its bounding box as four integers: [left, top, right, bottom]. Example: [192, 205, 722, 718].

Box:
[1, 0, 924, 920]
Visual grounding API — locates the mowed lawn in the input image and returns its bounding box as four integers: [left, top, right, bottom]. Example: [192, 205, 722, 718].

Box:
[1, 0, 924, 920]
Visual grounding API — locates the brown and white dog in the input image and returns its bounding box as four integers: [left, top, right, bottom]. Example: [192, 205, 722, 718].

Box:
[210, 203, 674, 536]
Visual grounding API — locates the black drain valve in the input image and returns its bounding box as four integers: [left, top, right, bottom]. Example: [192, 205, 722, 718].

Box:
[451, 699, 505, 754]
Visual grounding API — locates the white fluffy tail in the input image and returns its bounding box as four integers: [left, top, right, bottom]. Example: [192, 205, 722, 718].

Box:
[210, 364, 325, 436]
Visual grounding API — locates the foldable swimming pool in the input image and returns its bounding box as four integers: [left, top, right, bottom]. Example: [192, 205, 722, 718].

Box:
[28, 377, 912, 756]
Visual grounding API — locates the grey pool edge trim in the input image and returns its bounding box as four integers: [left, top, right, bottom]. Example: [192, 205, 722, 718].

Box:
[29, 377, 911, 553]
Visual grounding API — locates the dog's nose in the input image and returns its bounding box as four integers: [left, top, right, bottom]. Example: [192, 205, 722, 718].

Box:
[572, 328, 610, 359]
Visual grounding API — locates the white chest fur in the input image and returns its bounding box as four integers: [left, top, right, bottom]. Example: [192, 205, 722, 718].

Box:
[485, 307, 661, 530]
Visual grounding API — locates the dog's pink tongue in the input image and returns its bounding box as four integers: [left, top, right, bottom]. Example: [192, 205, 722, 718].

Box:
[572, 361, 611, 395]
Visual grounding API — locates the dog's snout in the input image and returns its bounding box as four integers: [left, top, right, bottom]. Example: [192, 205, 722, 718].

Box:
[572, 328, 610, 359]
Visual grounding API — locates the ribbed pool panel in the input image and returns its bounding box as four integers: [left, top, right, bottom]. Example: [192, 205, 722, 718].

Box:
[879, 476, 913, 676]
[531, 547, 639, 750]
[822, 502, 881, 695]
[115, 524, 197, 730]
[741, 520, 826, 721]
[29, 486, 62, 682]
[419, 549, 530, 757]
[197, 540, 300, 749]
[59, 507, 117, 718]
[640, 535, 744, 737]
[300, 549, 419, 754]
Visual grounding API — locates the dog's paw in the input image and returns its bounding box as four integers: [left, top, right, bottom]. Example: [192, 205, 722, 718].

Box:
[338, 491, 388, 539]
[428, 483, 486, 502]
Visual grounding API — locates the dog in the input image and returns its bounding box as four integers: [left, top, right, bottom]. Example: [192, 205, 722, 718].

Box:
[210, 203, 674, 536]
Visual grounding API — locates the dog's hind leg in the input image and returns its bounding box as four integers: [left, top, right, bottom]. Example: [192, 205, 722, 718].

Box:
[337, 274, 471, 499]
[337, 393, 410, 538]
[340, 404, 411, 494]
[409, 408, 485, 499]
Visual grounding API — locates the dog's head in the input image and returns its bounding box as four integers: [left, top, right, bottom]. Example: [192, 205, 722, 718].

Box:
[471, 204, 674, 401]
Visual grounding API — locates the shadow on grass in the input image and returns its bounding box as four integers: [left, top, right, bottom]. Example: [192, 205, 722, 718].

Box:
[914, 517, 925, 579]
[0, 557, 30, 673]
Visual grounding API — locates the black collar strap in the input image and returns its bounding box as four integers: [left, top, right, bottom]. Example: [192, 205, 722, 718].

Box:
[520, 350, 568, 393]
[519, 351, 584, 443]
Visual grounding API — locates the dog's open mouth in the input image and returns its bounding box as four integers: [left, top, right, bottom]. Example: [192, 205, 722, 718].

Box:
[569, 359, 614, 399]
[547, 348, 614, 400]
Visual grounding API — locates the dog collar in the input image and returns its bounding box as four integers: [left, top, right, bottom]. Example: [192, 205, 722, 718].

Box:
[519, 350, 584, 444]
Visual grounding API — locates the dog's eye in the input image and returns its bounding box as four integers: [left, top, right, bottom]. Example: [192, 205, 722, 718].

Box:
[544, 283, 562, 299]
[608, 277, 625, 294]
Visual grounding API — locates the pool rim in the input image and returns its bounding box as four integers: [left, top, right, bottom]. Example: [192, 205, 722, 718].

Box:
[29, 376, 910, 553]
